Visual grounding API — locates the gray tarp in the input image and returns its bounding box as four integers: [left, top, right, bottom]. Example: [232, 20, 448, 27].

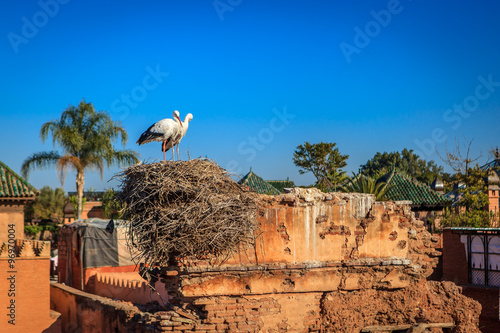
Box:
[75, 218, 137, 269]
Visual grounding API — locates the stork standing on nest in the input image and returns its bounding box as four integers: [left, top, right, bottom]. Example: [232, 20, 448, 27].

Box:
[136, 110, 183, 161]
[166, 113, 193, 161]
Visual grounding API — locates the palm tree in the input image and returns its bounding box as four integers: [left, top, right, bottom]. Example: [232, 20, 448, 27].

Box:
[339, 172, 392, 201]
[22, 99, 139, 219]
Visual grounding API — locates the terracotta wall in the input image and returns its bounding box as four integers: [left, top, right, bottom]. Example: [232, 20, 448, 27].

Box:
[155, 189, 443, 331]
[58, 226, 138, 291]
[442, 228, 469, 285]
[50, 282, 148, 333]
[0, 201, 25, 242]
[93, 271, 170, 304]
[0, 239, 53, 332]
[51, 189, 473, 332]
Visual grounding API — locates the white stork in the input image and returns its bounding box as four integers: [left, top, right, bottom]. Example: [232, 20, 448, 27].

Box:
[168, 113, 193, 161]
[136, 110, 183, 161]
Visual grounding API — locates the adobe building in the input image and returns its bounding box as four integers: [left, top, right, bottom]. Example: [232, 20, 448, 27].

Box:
[0, 161, 60, 332]
[0, 160, 38, 241]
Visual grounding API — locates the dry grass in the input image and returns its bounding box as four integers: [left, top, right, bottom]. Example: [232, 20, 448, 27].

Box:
[116, 158, 258, 267]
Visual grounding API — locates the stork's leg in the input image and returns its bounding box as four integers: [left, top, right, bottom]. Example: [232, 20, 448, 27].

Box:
[177, 144, 180, 161]
[162, 141, 167, 161]
[172, 147, 175, 161]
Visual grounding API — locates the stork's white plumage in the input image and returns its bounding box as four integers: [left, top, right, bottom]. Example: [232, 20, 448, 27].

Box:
[169, 113, 193, 160]
[136, 111, 183, 161]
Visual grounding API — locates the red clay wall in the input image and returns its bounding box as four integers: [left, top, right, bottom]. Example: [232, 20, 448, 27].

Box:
[0, 201, 25, 242]
[50, 282, 149, 333]
[0, 239, 52, 332]
[442, 228, 469, 285]
[153, 189, 450, 332]
[52, 189, 480, 332]
[58, 226, 138, 292]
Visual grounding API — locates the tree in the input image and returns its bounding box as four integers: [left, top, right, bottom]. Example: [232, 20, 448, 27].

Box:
[293, 142, 349, 189]
[339, 172, 392, 201]
[21, 99, 139, 220]
[102, 188, 124, 219]
[24, 186, 66, 222]
[359, 148, 444, 184]
[439, 138, 492, 228]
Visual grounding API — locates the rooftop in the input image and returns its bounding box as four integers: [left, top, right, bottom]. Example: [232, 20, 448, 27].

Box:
[0, 160, 38, 199]
[238, 169, 280, 195]
[379, 169, 451, 208]
[266, 179, 295, 193]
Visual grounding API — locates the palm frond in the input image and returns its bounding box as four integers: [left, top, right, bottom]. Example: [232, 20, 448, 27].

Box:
[21, 151, 61, 179]
[339, 172, 393, 201]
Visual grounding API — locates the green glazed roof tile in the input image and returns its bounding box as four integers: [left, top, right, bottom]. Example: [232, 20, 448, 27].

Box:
[266, 180, 295, 193]
[0, 160, 38, 198]
[379, 169, 451, 206]
[239, 170, 280, 195]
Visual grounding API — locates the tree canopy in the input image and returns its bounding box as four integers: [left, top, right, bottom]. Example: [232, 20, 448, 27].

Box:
[339, 173, 392, 201]
[359, 148, 444, 184]
[439, 138, 494, 228]
[293, 142, 348, 190]
[24, 186, 66, 222]
[21, 99, 139, 219]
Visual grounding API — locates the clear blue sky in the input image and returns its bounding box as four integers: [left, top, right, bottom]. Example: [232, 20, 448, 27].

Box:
[1, 0, 499, 192]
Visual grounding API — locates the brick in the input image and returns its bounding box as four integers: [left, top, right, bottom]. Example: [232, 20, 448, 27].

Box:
[206, 317, 226, 324]
[195, 324, 216, 330]
[172, 317, 195, 324]
[235, 309, 246, 316]
[219, 298, 238, 304]
[159, 327, 173, 331]
[159, 320, 176, 326]
[238, 323, 258, 330]
[226, 304, 241, 310]
[216, 324, 229, 330]
[174, 308, 198, 321]
[225, 317, 246, 323]
[157, 314, 172, 321]
[175, 324, 194, 330]
[204, 304, 226, 311]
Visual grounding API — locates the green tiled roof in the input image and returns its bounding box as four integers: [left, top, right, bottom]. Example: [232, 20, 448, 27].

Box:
[266, 179, 295, 193]
[239, 170, 280, 195]
[0, 161, 38, 198]
[379, 169, 451, 207]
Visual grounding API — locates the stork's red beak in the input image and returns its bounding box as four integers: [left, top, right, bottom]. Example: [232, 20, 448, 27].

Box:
[177, 115, 183, 127]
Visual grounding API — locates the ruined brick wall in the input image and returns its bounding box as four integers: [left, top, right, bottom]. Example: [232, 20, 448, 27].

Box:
[152, 189, 453, 332]
[51, 189, 480, 332]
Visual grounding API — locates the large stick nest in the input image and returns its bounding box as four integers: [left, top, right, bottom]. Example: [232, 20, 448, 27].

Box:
[116, 158, 258, 266]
